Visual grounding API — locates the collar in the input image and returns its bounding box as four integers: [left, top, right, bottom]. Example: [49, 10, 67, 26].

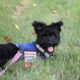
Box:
[35, 44, 50, 58]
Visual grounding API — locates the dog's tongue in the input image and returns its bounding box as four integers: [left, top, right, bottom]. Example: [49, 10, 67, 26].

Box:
[48, 47, 54, 52]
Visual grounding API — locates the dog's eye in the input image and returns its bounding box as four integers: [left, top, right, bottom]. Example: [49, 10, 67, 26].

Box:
[47, 32, 54, 35]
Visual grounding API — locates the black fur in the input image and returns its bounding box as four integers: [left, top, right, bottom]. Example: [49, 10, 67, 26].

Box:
[32, 21, 63, 53]
[0, 43, 19, 68]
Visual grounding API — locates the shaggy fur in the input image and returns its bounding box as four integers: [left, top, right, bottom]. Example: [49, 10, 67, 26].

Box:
[33, 21, 63, 53]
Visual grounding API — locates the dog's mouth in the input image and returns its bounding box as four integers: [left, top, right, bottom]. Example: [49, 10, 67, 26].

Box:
[47, 47, 55, 52]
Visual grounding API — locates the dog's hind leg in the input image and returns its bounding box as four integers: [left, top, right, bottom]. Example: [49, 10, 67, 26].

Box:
[0, 59, 7, 69]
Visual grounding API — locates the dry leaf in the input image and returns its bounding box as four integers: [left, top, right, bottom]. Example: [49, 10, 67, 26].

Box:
[5, 36, 12, 43]
[32, 3, 37, 7]
[14, 24, 19, 30]
[53, 10, 57, 14]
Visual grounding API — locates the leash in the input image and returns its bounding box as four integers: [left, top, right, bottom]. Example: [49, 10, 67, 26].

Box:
[0, 50, 23, 76]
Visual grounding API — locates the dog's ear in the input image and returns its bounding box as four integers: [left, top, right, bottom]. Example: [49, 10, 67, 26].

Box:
[32, 21, 45, 27]
[51, 21, 63, 31]
[32, 21, 39, 27]
[32, 21, 45, 33]
[54, 21, 63, 26]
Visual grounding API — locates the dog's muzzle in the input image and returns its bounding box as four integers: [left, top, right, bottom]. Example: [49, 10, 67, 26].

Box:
[36, 44, 55, 58]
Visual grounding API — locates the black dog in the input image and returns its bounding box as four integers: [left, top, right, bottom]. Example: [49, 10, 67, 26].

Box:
[33, 21, 63, 58]
[0, 21, 63, 68]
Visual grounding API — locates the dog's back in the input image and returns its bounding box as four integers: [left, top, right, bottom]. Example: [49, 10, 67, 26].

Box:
[0, 43, 19, 68]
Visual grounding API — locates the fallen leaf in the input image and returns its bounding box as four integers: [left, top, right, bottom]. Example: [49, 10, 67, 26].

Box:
[32, 3, 37, 7]
[32, 32, 36, 35]
[5, 36, 12, 43]
[53, 10, 57, 14]
[14, 24, 19, 30]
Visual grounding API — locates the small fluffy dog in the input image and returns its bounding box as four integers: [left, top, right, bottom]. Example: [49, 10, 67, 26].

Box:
[0, 21, 63, 69]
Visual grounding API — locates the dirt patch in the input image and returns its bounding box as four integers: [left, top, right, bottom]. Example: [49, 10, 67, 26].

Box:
[13, 0, 29, 15]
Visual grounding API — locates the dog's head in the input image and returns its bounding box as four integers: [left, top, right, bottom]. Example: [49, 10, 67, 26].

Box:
[32, 21, 63, 53]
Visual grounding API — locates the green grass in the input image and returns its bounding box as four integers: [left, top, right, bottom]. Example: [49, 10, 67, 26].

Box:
[0, 0, 80, 80]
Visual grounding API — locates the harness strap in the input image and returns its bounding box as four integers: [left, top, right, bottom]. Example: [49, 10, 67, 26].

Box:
[36, 44, 50, 58]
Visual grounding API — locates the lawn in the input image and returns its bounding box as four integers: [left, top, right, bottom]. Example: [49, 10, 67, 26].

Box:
[0, 0, 80, 80]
